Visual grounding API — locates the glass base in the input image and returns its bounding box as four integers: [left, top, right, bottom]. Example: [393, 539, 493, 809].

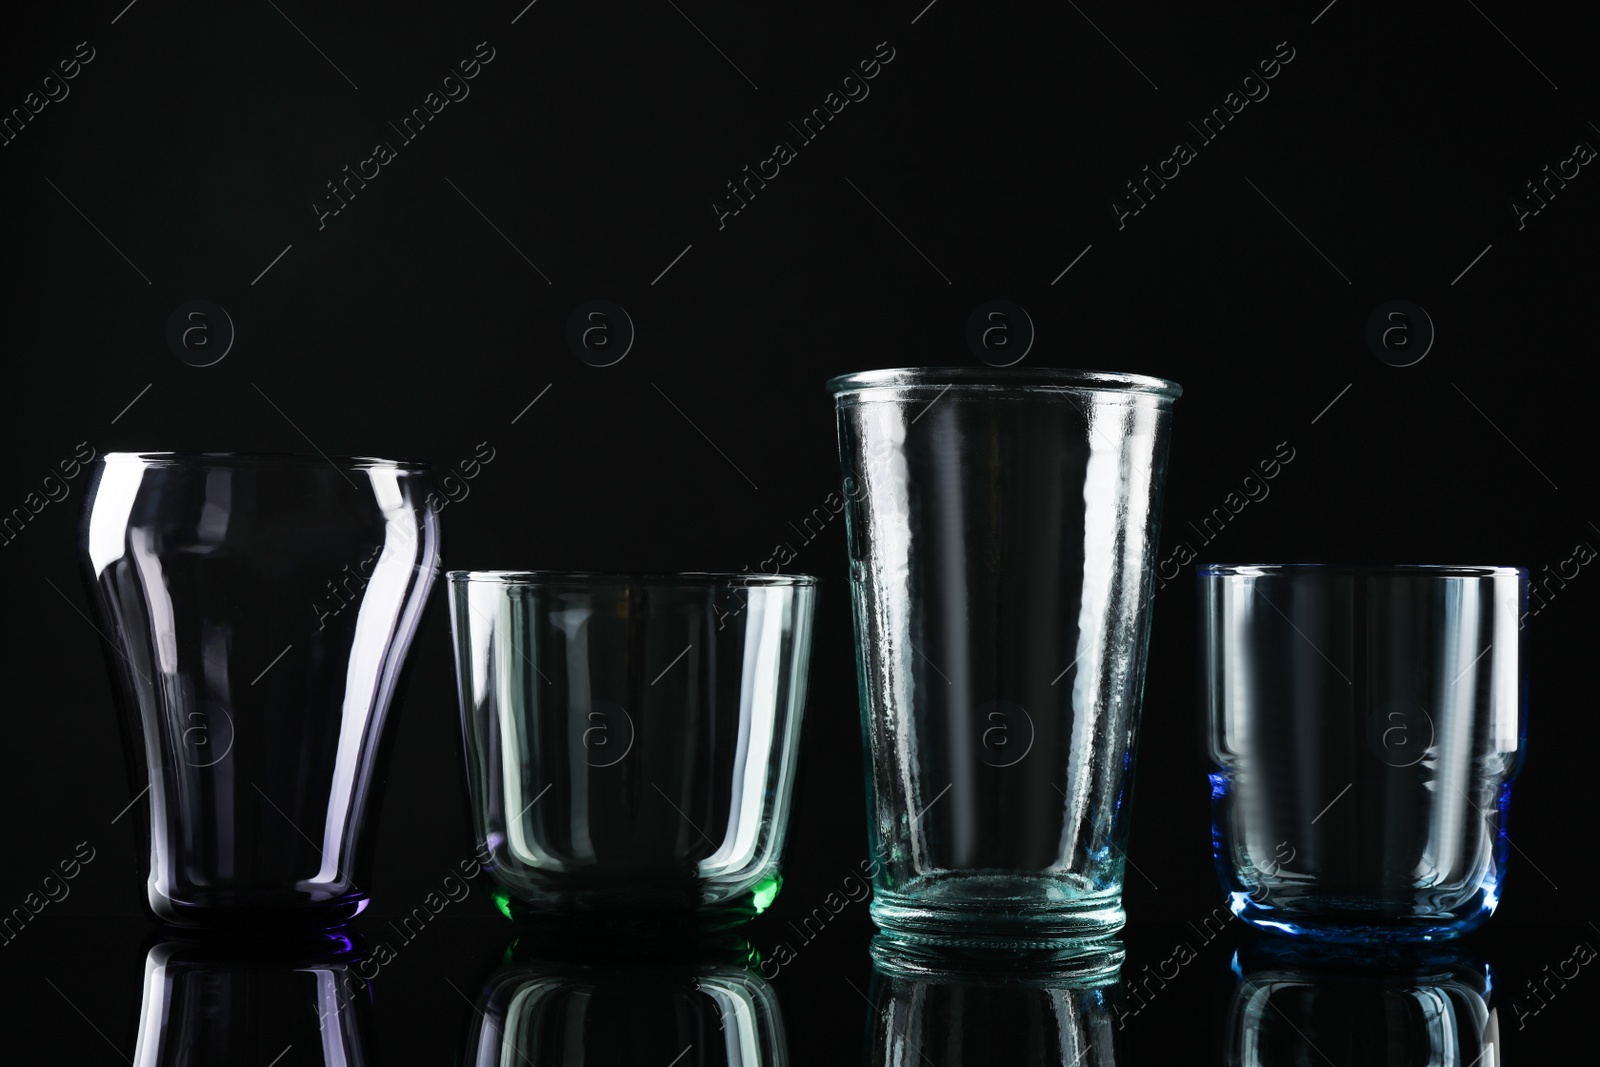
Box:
[870, 932, 1126, 979]
[1226, 889, 1497, 943]
[489, 874, 779, 935]
[869, 872, 1125, 949]
[147, 890, 369, 929]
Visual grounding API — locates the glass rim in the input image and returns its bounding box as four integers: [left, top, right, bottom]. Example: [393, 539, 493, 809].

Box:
[1198, 563, 1526, 578]
[448, 569, 818, 588]
[96, 451, 430, 472]
[825, 366, 1181, 399]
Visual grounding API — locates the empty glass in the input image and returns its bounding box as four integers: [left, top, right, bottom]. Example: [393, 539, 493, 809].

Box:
[79, 453, 441, 926]
[447, 571, 815, 927]
[829, 367, 1180, 946]
[1202, 564, 1527, 941]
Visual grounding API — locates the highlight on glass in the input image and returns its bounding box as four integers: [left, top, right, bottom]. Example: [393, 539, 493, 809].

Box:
[1201, 563, 1527, 941]
[830, 367, 1180, 946]
[447, 571, 816, 928]
[78, 452, 441, 926]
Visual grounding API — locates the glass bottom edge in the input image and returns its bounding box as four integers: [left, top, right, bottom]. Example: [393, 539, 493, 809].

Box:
[868, 894, 1126, 950]
[1227, 890, 1496, 943]
[147, 892, 370, 930]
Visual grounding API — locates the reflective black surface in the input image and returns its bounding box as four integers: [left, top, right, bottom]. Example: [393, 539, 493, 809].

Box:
[11, 915, 1593, 1064]
[131, 931, 373, 1065]
[1223, 941, 1497, 1066]
[462, 933, 787, 1065]
[867, 936, 1125, 1065]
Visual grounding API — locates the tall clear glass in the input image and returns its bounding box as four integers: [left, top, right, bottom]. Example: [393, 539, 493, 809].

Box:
[829, 368, 1180, 946]
[79, 452, 441, 926]
[1202, 564, 1527, 941]
[448, 571, 815, 928]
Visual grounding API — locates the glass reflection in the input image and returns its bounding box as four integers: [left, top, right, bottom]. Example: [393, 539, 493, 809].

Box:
[461, 934, 787, 1066]
[1223, 941, 1497, 1066]
[133, 931, 372, 1065]
[867, 936, 1124, 1066]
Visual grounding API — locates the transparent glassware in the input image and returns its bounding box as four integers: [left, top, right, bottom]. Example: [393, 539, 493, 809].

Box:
[1223, 942, 1498, 1066]
[447, 571, 816, 928]
[867, 936, 1124, 1066]
[133, 931, 373, 1065]
[828, 368, 1181, 946]
[461, 935, 787, 1066]
[78, 452, 441, 926]
[1202, 564, 1527, 941]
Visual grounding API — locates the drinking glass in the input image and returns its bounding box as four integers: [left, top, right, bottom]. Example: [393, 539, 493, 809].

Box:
[447, 571, 815, 927]
[829, 367, 1180, 946]
[79, 452, 441, 926]
[1202, 564, 1527, 941]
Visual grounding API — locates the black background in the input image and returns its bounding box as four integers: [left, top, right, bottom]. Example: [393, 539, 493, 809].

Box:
[2, 0, 1596, 1062]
